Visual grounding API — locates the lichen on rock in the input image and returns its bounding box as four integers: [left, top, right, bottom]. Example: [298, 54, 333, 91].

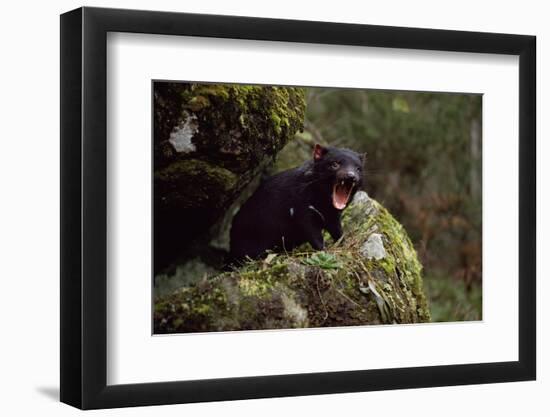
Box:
[360, 233, 387, 260]
[168, 112, 199, 153]
[154, 191, 431, 333]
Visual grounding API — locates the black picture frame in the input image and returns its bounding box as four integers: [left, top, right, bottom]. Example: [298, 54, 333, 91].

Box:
[60, 6, 536, 410]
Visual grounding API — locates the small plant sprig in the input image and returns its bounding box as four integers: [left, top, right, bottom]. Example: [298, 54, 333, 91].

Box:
[302, 251, 342, 270]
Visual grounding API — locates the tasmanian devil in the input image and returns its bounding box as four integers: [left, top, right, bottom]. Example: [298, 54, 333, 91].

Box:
[229, 144, 364, 262]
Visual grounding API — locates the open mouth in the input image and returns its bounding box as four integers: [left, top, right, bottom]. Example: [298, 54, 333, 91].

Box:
[332, 179, 355, 210]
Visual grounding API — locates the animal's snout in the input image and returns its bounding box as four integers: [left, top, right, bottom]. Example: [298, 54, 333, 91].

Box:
[340, 170, 359, 183]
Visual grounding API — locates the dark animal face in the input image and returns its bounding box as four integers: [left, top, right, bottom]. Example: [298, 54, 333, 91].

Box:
[312, 144, 365, 210]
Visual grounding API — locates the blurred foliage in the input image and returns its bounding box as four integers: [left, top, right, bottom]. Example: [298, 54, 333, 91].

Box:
[424, 275, 482, 322]
[297, 88, 482, 322]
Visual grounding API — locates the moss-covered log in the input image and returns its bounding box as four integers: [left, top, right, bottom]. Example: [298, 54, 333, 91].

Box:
[154, 191, 431, 333]
[154, 83, 306, 271]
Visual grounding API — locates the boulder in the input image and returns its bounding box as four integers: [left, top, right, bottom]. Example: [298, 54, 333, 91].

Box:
[154, 191, 431, 333]
[153, 83, 306, 271]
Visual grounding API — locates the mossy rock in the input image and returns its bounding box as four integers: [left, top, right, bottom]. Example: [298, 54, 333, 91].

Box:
[154, 83, 306, 271]
[154, 192, 431, 333]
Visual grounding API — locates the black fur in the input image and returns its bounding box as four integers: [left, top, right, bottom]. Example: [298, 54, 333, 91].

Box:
[229, 144, 364, 262]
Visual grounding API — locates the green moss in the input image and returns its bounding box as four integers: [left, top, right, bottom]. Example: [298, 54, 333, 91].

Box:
[176, 84, 306, 146]
[156, 159, 236, 189]
[271, 113, 282, 135]
[186, 95, 210, 111]
[238, 275, 272, 297]
[154, 159, 238, 210]
[184, 84, 230, 101]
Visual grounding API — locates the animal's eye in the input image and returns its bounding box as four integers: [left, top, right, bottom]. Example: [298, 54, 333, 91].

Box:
[331, 162, 340, 170]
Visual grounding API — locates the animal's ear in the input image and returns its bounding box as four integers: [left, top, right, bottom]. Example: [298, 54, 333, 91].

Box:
[313, 144, 328, 161]
[359, 152, 367, 165]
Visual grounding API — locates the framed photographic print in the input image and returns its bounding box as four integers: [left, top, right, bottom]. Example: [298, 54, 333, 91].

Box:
[60, 6, 536, 409]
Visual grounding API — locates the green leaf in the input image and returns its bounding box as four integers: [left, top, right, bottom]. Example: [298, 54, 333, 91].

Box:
[302, 251, 342, 270]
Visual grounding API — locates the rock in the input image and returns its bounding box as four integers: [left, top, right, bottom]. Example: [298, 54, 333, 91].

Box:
[352, 190, 371, 206]
[154, 193, 431, 333]
[153, 83, 306, 271]
[360, 233, 387, 260]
